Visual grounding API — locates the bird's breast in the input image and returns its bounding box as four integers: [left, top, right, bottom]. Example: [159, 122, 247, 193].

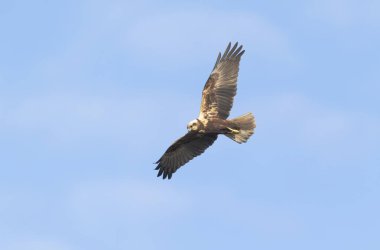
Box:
[204, 118, 228, 133]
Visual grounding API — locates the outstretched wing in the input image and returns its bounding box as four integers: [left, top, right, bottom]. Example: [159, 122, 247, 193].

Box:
[155, 132, 218, 179]
[199, 42, 245, 120]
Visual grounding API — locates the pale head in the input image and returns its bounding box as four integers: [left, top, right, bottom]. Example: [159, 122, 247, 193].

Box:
[187, 119, 201, 132]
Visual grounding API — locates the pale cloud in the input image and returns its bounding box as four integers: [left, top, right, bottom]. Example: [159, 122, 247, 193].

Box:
[0, 92, 194, 145]
[249, 92, 380, 160]
[66, 178, 302, 239]
[306, 0, 380, 27]
[28, 4, 297, 80]
[68, 179, 192, 222]
[79, 1, 295, 64]
[261, 93, 350, 143]
[2, 239, 76, 250]
[125, 9, 296, 66]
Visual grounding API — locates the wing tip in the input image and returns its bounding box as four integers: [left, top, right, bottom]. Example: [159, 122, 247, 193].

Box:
[219, 42, 245, 62]
[238, 49, 245, 57]
[155, 163, 174, 180]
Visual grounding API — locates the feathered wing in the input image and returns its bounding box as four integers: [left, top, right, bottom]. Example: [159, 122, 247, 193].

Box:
[155, 132, 218, 179]
[199, 42, 245, 120]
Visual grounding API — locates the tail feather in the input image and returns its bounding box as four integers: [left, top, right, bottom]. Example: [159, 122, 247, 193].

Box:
[225, 113, 256, 143]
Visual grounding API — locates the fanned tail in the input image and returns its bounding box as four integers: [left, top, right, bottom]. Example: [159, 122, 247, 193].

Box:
[225, 112, 255, 143]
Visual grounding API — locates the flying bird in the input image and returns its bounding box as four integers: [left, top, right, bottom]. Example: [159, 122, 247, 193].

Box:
[155, 42, 256, 179]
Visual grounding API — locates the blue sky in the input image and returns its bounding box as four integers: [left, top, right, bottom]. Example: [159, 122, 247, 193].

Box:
[1, 0, 379, 249]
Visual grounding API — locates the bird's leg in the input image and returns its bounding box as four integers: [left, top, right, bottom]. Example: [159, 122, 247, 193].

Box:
[227, 127, 240, 134]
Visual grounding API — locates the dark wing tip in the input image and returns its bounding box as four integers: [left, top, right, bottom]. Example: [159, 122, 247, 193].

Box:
[221, 42, 232, 61]
[213, 52, 222, 70]
[155, 163, 174, 180]
[156, 164, 164, 177]
[238, 49, 245, 58]
[231, 45, 243, 58]
[163, 171, 168, 179]
[219, 42, 244, 63]
[227, 42, 238, 58]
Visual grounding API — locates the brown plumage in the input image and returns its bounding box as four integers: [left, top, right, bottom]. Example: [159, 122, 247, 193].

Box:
[155, 42, 256, 179]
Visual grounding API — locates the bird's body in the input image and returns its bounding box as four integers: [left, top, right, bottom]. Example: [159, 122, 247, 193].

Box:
[188, 118, 238, 134]
[155, 42, 256, 179]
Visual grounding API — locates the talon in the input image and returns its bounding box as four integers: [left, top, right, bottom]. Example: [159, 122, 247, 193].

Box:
[227, 127, 240, 134]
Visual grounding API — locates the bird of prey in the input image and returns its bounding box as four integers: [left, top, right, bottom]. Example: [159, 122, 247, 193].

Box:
[155, 42, 256, 179]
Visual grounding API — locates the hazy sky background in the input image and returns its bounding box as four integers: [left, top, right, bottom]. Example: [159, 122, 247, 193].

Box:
[1, 0, 379, 249]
